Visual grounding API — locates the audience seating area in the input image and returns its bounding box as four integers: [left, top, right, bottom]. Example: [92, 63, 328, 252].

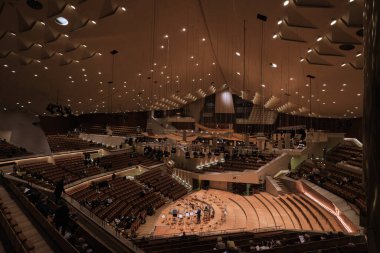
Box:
[69, 176, 165, 236]
[134, 230, 367, 253]
[55, 155, 102, 179]
[135, 168, 188, 200]
[326, 143, 363, 168]
[205, 154, 278, 172]
[0, 139, 31, 159]
[110, 125, 138, 137]
[47, 135, 103, 153]
[99, 153, 162, 171]
[82, 125, 106, 135]
[288, 161, 366, 214]
[17, 161, 76, 189]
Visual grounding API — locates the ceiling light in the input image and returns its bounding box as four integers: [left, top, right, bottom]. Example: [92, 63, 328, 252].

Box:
[235, 52, 241, 56]
[11, 70, 15, 73]
[236, 72, 241, 75]
[83, 74, 87, 77]
[272, 34, 278, 39]
[3, 64, 8, 68]
[9, 32, 16, 36]
[40, 21, 45, 26]
[357, 93, 361, 96]
[356, 52, 362, 57]
[340, 88, 344, 91]
[97, 53, 102, 56]
[91, 20, 96, 24]
[322, 83, 327, 86]
[277, 20, 283, 25]
[202, 38, 206, 41]
[333, 101, 336, 104]
[342, 83, 347, 86]
[349, 0, 354, 2]
[121, 6, 126, 11]
[305, 83, 309, 87]
[283, 0, 289, 6]
[163, 34, 169, 38]
[300, 58, 305, 62]
[160, 45, 164, 49]
[190, 56, 194, 59]
[212, 62, 216, 65]
[330, 19, 337, 26]
[28, 101, 31, 104]
[307, 48, 312, 53]
[341, 63, 347, 67]
[57, 53, 63, 56]
[34, 74, 38, 77]
[322, 89, 326, 92]
[70, 5, 76, 10]
[82, 44, 87, 48]
[82, 68, 86, 71]
[181, 27, 187, 32]
[137, 73, 142, 76]
[71, 80, 74, 83]
[316, 36, 323, 41]
[55, 17, 69, 26]
[270, 63, 278, 68]
[261, 84, 266, 88]
[98, 72, 102, 75]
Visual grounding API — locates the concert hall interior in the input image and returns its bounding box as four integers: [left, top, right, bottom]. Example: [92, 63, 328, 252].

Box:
[1, 0, 379, 252]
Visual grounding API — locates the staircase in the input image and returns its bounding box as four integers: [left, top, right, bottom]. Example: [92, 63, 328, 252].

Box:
[274, 178, 291, 195]
[0, 186, 54, 253]
[172, 174, 192, 191]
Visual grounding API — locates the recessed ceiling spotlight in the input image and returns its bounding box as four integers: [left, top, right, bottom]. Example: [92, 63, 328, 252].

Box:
[307, 48, 312, 53]
[322, 89, 326, 92]
[261, 84, 266, 88]
[322, 83, 327, 86]
[201, 38, 206, 42]
[283, 0, 290, 6]
[349, 0, 354, 2]
[28, 101, 31, 104]
[340, 88, 344, 91]
[9, 32, 16, 36]
[98, 72, 102, 75]
[305, 83, 309, 87]
[270, 62, 278, 68]
[235, 52, 241, 56]
[83, 74, 87, 77]
[82, 68, 86, 71]
[357, 93, 361, 96]
[212, 62, 216, 65]
[91, 20, 96, 24]
[163, 34, 169, 38]
[68, 76, 72, 79]
[11, 70, 16, 73]
[341, 63, 347, 67]
[236, 72, 241, 75]
[342, 83, 347, 86]
[97, 53, 102, 56]
[277, 20, 283, 25]
[82, 44, 87, 48]
[181, 27, 187, 32]
[40, 21, 45, 26]
[137, 73, 142, 76]
[190, 55, 194, 59]
[70, 5, 76, 9]
[34, 74, 38, 77]
[332, 101, 336, 104]
[316, 36, 323, 42]
[55, 17, 69, 26]
[121, 6, 126, 11]
[330, 19, 337, 26]
[3, 64, 8, 67]
[356, 52, 362, 57]
[272, 34, 278, 39]
[160, 45, 165, 49]
[300, 58, 305, 62]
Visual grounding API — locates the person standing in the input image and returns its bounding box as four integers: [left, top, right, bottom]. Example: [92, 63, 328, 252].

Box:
[54, 178, 65, 204]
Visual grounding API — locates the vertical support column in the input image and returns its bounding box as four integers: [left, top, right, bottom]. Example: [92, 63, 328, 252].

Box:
[364, 1, 380, 252]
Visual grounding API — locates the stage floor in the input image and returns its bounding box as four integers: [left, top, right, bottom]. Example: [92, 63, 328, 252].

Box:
[137, 189, 346, 238]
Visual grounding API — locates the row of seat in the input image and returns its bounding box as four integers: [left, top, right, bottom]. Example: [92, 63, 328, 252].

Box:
[326, 143, 362, 168]
[204, 154, 278, 172]
[47, 135, 103, 153]
[135, 168, 188, 200]
[134, 229, 366, 253]
[0, 140, 31, 159]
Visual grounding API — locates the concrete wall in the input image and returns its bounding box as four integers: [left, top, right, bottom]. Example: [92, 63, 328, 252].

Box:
[0, 112, 51, 155]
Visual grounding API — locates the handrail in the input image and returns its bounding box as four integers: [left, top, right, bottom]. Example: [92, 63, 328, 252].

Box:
[136, 225, 282, 240]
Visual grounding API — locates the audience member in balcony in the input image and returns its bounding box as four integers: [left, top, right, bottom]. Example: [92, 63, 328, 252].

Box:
[53, 202, 70, 235]
[54, 178, 65, 203]
[215, 236, 226, 250]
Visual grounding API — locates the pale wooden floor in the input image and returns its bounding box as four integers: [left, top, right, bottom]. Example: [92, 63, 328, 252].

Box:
[137, 189, 345, 238]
